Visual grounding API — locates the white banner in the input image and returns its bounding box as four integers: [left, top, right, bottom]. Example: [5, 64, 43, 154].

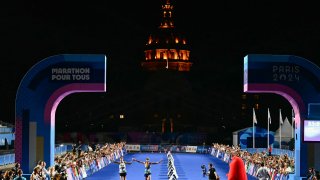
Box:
[125, 144, 141, 151]
[185, 146, 197, 153]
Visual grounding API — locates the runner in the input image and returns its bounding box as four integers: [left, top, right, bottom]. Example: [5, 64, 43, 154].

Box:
[132, 157, 163, 180]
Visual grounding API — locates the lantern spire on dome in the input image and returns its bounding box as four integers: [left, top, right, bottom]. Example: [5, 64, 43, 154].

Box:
[159, 0, 174, 29]
[141, 0, 192, 72]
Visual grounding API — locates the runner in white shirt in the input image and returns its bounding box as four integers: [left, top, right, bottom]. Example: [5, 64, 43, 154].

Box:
[113, 156, 132, 180]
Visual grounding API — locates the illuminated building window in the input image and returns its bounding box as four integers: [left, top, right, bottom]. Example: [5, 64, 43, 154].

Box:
[160, 52, 164, 59]
[163, 52, 167, 60]
[182, 39, 186, 44]
[175, 37, 179, 43]
[255, 104, 259, 109]
[241, 104, 246, 110]
[120, 114, 124, 119]
[148, 35, 152, 44]
[242, 94, 247, 100]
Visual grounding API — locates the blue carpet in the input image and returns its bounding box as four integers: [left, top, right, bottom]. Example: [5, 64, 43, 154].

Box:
[86, 153, 257, 180]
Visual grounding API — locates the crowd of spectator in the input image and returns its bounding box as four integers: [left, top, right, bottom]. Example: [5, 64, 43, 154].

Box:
[0, 162, 25, 180]
[211, 143, 297, 179]
[0, 141, 126, 180]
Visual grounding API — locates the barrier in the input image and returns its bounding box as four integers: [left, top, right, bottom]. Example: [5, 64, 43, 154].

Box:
[167, 151, 178, 180]
[0, 127, 13, 133]
[55, 145, 68, 156]
[0, 153, 15, 166]
[0, 133, 15, 145]
[210, 148, 292, 180]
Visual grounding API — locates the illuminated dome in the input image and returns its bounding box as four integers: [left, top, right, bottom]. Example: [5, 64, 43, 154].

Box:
[141, 0, 192, 71]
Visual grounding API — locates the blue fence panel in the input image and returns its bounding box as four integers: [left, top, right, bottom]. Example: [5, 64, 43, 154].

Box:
[55, 145, 68, 156]
[0, 127, 13, 133]
[0, 154, 15, 165]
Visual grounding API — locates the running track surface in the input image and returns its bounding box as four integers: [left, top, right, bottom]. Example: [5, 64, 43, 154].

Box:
[86, 153, 257, 180]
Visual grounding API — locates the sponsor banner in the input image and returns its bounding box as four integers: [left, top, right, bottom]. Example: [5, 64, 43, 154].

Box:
[196, 146, 210, 153]
[125, 144, 141, 151]
[185, 146, 197, 153]
[159, 145, 185, 152]
[140, 145, 159, 151]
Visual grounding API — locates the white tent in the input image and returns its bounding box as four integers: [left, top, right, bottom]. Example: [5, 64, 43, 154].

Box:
[274, 117, 293, 143]
[232, 127, 250, 147]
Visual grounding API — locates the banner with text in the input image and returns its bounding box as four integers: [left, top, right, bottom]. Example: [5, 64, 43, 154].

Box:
[140, 145, 159, 152]
[185, 146, 198, 153]
[125, 144, 141, 152]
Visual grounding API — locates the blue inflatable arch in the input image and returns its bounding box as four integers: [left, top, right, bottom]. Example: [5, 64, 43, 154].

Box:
[244, 54, 320, 178]
[15, 54, 106, 173]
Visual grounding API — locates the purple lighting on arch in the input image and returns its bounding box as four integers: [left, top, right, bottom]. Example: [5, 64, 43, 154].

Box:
[244, 83, 305, 126]
[44, 83, 106, 126]
[43, 83, 105, 165]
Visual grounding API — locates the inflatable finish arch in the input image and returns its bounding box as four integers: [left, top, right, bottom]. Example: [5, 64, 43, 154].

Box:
[244, 54, 320, 179]
[15, 54, 106, 173]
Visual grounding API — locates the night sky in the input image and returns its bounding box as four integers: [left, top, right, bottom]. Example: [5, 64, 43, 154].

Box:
[1, 1, 320, 134]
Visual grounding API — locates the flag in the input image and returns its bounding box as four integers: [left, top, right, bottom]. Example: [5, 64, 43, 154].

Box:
[279, 109, 284, 125]
[268, 108, 271, 124]
[253, 108, 258, 124]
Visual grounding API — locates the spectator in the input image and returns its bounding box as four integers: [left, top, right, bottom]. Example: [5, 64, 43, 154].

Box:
[4, 138, 9, 150]
[0, 170, 4, 180]
[77, 140, 82, 158]
[12, 162, 21, 178]
[3, 170, 14, 180]
[268, 146, 272, 156]
[307, 167, 316, 180]
[256, 162, 270, 180]
[13, 169, 26, 180]
[207, 163, 219, 180]
[30, 166, 42, 180]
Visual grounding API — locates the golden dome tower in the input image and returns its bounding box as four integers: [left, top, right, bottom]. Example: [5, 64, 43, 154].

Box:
[141, 0, 192, 71]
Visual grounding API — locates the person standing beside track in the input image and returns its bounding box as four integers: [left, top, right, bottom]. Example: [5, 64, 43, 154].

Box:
[113, 156, 132, 180]
[207, 163, 219, 180]
[133, 157, 163, 180]
[226, 151, 247, 180]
